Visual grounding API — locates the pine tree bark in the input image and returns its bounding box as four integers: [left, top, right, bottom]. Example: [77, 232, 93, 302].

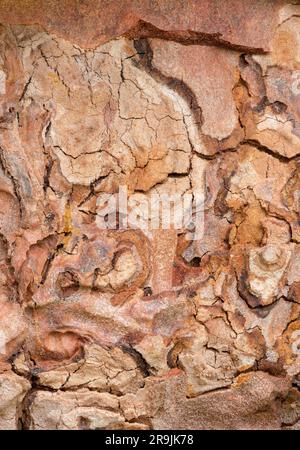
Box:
[0, 0, 299, 429]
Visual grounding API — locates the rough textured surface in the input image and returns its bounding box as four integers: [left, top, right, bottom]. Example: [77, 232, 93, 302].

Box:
[0, 0, 299, 430]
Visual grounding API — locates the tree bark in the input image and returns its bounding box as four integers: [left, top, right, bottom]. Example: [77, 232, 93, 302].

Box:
[0, 0, 299, 430]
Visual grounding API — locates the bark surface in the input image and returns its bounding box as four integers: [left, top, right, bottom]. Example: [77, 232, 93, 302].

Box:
[0, 0, 299, 430]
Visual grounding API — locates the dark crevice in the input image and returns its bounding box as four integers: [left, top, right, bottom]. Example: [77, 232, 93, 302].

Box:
[242, 139, 300, 163]
[120, 345, 153, 377]
[133, 38, 203, 139]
